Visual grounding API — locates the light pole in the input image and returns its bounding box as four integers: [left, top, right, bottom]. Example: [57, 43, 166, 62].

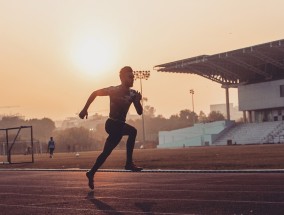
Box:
[133, 70, 150, 143]
[190, 89, 195, 124]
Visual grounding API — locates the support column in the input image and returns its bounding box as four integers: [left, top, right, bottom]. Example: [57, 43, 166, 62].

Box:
[248, 111, 252, 123]
[225, 86, 230, 120]
[251, 111, 255, 123]
[243, 111, 247, 123]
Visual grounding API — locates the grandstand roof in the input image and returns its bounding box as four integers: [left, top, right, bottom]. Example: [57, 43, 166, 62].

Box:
[154, 39, 284, 87]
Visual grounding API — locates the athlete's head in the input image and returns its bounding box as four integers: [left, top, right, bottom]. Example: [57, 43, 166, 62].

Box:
[120, 66, 134, 88]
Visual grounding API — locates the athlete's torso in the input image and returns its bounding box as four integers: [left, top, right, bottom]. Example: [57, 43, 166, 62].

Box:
[100, 85, 137, 122]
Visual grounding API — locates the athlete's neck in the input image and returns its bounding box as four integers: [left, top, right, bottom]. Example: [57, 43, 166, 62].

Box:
[120, 84, 130, 90]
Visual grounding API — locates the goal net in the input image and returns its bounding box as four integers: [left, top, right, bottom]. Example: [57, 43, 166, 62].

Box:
[0, 126, 34, 164]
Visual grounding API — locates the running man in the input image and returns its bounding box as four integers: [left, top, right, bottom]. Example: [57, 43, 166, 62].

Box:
[79, 66, 143, 190]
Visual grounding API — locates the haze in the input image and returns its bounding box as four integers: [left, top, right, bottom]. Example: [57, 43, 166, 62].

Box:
[1, 0, 283, 120]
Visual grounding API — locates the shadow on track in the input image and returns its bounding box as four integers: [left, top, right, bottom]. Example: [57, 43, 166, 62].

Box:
[86, 191, 124, 215]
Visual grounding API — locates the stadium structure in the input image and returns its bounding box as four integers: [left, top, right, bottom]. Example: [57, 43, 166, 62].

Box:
[155, 39, 284, 147]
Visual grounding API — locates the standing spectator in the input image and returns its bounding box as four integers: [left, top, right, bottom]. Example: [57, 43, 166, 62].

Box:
[48, 137, 55, 158]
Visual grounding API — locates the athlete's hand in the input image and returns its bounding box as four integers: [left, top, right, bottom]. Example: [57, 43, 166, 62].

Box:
[79, 109, 88, 119]
[135, 91, 142, 102]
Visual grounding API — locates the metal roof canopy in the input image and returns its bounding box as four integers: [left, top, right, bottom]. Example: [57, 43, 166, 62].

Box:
[155, 39, 284, 88]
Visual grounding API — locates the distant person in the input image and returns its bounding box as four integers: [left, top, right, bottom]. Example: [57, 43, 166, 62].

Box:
[25, 146, 31, 155]
[48, 137, 55, 158]
[79, 66, 143, 190]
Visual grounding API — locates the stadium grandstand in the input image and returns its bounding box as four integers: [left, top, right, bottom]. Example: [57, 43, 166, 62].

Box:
[155, 39, 284, 147]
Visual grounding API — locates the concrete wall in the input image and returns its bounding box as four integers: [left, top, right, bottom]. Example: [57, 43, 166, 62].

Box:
[238, 79, 284, 111]
[158, 120, 234, 148]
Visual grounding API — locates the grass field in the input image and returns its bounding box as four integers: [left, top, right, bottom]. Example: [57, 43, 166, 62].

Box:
[1, 144, 284, 170]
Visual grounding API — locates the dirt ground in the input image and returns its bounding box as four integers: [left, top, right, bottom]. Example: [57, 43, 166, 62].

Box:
[1, 144, 284, 170]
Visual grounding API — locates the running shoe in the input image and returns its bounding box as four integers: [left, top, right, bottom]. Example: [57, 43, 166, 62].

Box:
[86, 171, 94, 190]
[125, 162, 143, 172]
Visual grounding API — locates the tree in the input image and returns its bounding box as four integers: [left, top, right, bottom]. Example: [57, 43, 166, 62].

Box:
[198, 111, 207, 123]
[0, 116, 25, 128]
[178, 109, 198, 127]
[207, 111, 225, 122]
[27, 118, 55, 142]
[0, 116, 55, 143]
[53, 127, 98, 152]
[143, 105, 156, 118]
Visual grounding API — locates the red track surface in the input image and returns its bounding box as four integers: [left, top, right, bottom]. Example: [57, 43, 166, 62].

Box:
[0, 171, 284, 214]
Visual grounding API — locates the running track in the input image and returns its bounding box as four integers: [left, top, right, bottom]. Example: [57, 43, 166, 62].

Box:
[0, 170, 284, 214]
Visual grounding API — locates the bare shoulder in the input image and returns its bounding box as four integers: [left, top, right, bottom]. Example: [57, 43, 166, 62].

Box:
[96, 86, 117, 96]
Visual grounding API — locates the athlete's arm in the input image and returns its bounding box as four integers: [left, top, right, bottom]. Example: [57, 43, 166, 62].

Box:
[133, 91, 143, 115]
[79, 88, 110, 119]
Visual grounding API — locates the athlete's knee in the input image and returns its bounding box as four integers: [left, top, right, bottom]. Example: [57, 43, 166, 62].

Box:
[133, 128, 137, 136]
[106, 135, 122, 146]
[127, 128, 137, 147]
[130, 127, 137, 136]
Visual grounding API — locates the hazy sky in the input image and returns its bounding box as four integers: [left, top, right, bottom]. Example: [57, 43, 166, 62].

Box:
[1, 0, 284, 120]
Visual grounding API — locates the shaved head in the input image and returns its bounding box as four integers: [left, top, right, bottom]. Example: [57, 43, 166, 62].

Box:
[120, 66, 133, 80]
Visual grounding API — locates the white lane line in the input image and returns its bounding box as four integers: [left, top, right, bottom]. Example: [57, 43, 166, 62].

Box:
[0, 192, 284, 205]
[1, 187, 284, 194]
[0, 184, 284, 192]
[1, 168, 284, 173]
[0, 185, 189, 192]
[0, 203, 190, 215]
[0, 192, 190, 202]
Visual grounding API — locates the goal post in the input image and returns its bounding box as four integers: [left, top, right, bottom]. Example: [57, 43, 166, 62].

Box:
[0, 126, 34, 164]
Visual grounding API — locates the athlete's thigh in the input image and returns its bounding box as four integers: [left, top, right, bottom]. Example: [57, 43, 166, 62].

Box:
[105, 119, 124, 147]
[122, 123, 136, 136]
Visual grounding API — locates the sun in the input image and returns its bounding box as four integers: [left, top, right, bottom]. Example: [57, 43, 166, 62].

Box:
[71, 36, 117, 77]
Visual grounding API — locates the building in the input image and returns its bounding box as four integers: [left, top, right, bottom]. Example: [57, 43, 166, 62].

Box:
[155, 39, 284, 122]
[155, 39, 284, 147]
[238, 79, 284, 123]
[210, 103, 242, 121]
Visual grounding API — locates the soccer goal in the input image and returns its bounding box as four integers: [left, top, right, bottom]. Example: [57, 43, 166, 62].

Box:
[0, 126, 34, 164]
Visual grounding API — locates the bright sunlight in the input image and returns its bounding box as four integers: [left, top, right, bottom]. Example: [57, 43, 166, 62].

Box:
[71, 35, 118, 78]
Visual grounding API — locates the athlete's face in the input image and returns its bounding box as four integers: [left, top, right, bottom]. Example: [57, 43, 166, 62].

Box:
[122, 72, 134, 88]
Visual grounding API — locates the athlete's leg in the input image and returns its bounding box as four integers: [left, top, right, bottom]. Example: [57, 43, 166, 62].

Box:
[86, 119, 123, 189]
[89, 135, 122, 174]
[122, 123, 137, 164]
[89, 119, 123, 174]
[123, 123, 143, 171]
